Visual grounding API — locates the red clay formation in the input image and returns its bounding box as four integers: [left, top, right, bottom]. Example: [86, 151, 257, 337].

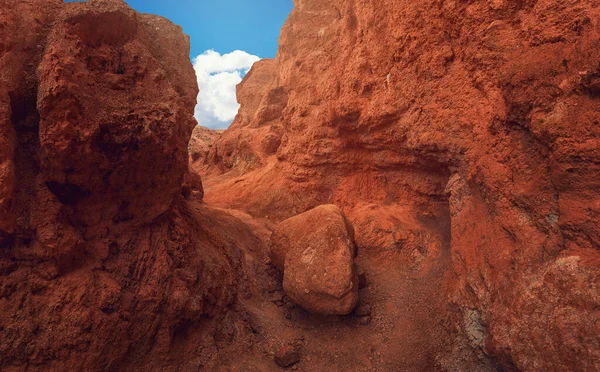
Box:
[0, 0, 260, 370]
[188, 125, 223, 176]
[1, 0, 599, 371]
[201, 0, 600, 370]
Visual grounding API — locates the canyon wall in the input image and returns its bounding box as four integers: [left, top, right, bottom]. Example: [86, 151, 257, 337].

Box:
[203, 0, 600, 370]
[0, 0, 259, 370]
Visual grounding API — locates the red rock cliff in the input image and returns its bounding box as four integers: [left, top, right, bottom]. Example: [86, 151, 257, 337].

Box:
[203, 0, 600, 370]
[0, 1, 260, 370]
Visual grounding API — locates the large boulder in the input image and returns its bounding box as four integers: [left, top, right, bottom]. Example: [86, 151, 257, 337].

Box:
[270, 204, 358, 315]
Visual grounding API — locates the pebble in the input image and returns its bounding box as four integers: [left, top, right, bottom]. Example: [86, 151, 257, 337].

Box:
[285, 301, 295, 310]
[358, 269, 367, 289]
[275, 345, 301, 368]
[355, 304, 372, 317]
[359, 316, 372, 326]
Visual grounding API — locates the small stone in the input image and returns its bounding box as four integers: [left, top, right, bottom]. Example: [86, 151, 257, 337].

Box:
[359, 316, 372, 326]
[285, 301, 295, 310]
[272, 292, 286, 307]
[275, 345, 301, 368]
[358, 270, 367, 289]
[355, 304, 372, 317]
[486, 20, 506, 31]
[292, 336, 305, 347]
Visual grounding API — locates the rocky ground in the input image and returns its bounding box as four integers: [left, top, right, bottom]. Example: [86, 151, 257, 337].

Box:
[201, 207, 492, 371]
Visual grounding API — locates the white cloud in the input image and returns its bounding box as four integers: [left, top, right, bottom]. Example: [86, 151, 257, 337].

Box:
[193, 50, 260, 129]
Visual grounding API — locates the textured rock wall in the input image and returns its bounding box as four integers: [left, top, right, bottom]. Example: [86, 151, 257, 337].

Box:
[204, 59, 285, 176]
[0, 1, 256, 370]
[188, 125, 222, 175]
[204, 0, 600, 370]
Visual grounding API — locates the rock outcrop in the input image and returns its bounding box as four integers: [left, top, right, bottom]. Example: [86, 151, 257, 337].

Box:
[205, 59, 285, 176]
[0, 1, 259, 370]
[270, 205, 358, 315]
[188, 124, 222, 176]
[202, 0, 600, 370]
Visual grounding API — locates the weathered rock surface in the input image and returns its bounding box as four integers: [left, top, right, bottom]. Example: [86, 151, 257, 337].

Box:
[271, 205, 358, 315]
[181, 169, 204, 200]
[38, 0, 200, 225]
[205, 59, 285, 176]
[186, 126, 224, 201]
[0, 0, 259, 370]
[188, 124, 222, 175]
[202, 0, 600, 370]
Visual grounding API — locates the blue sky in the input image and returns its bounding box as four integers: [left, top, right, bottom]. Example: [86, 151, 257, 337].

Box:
[66, 0, 294, 129]
[119, 0, 293, 59]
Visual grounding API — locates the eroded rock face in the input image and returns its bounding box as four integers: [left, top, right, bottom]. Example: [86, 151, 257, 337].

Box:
[38, 0, 198, 225]
[203, 0, 600, 370]
[188, 125, 222, 175]
[271, 205, 358, 315]
[203, 59, 286, 179]
[0, 0, 62, 244]
[0, 1, 255, 370]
